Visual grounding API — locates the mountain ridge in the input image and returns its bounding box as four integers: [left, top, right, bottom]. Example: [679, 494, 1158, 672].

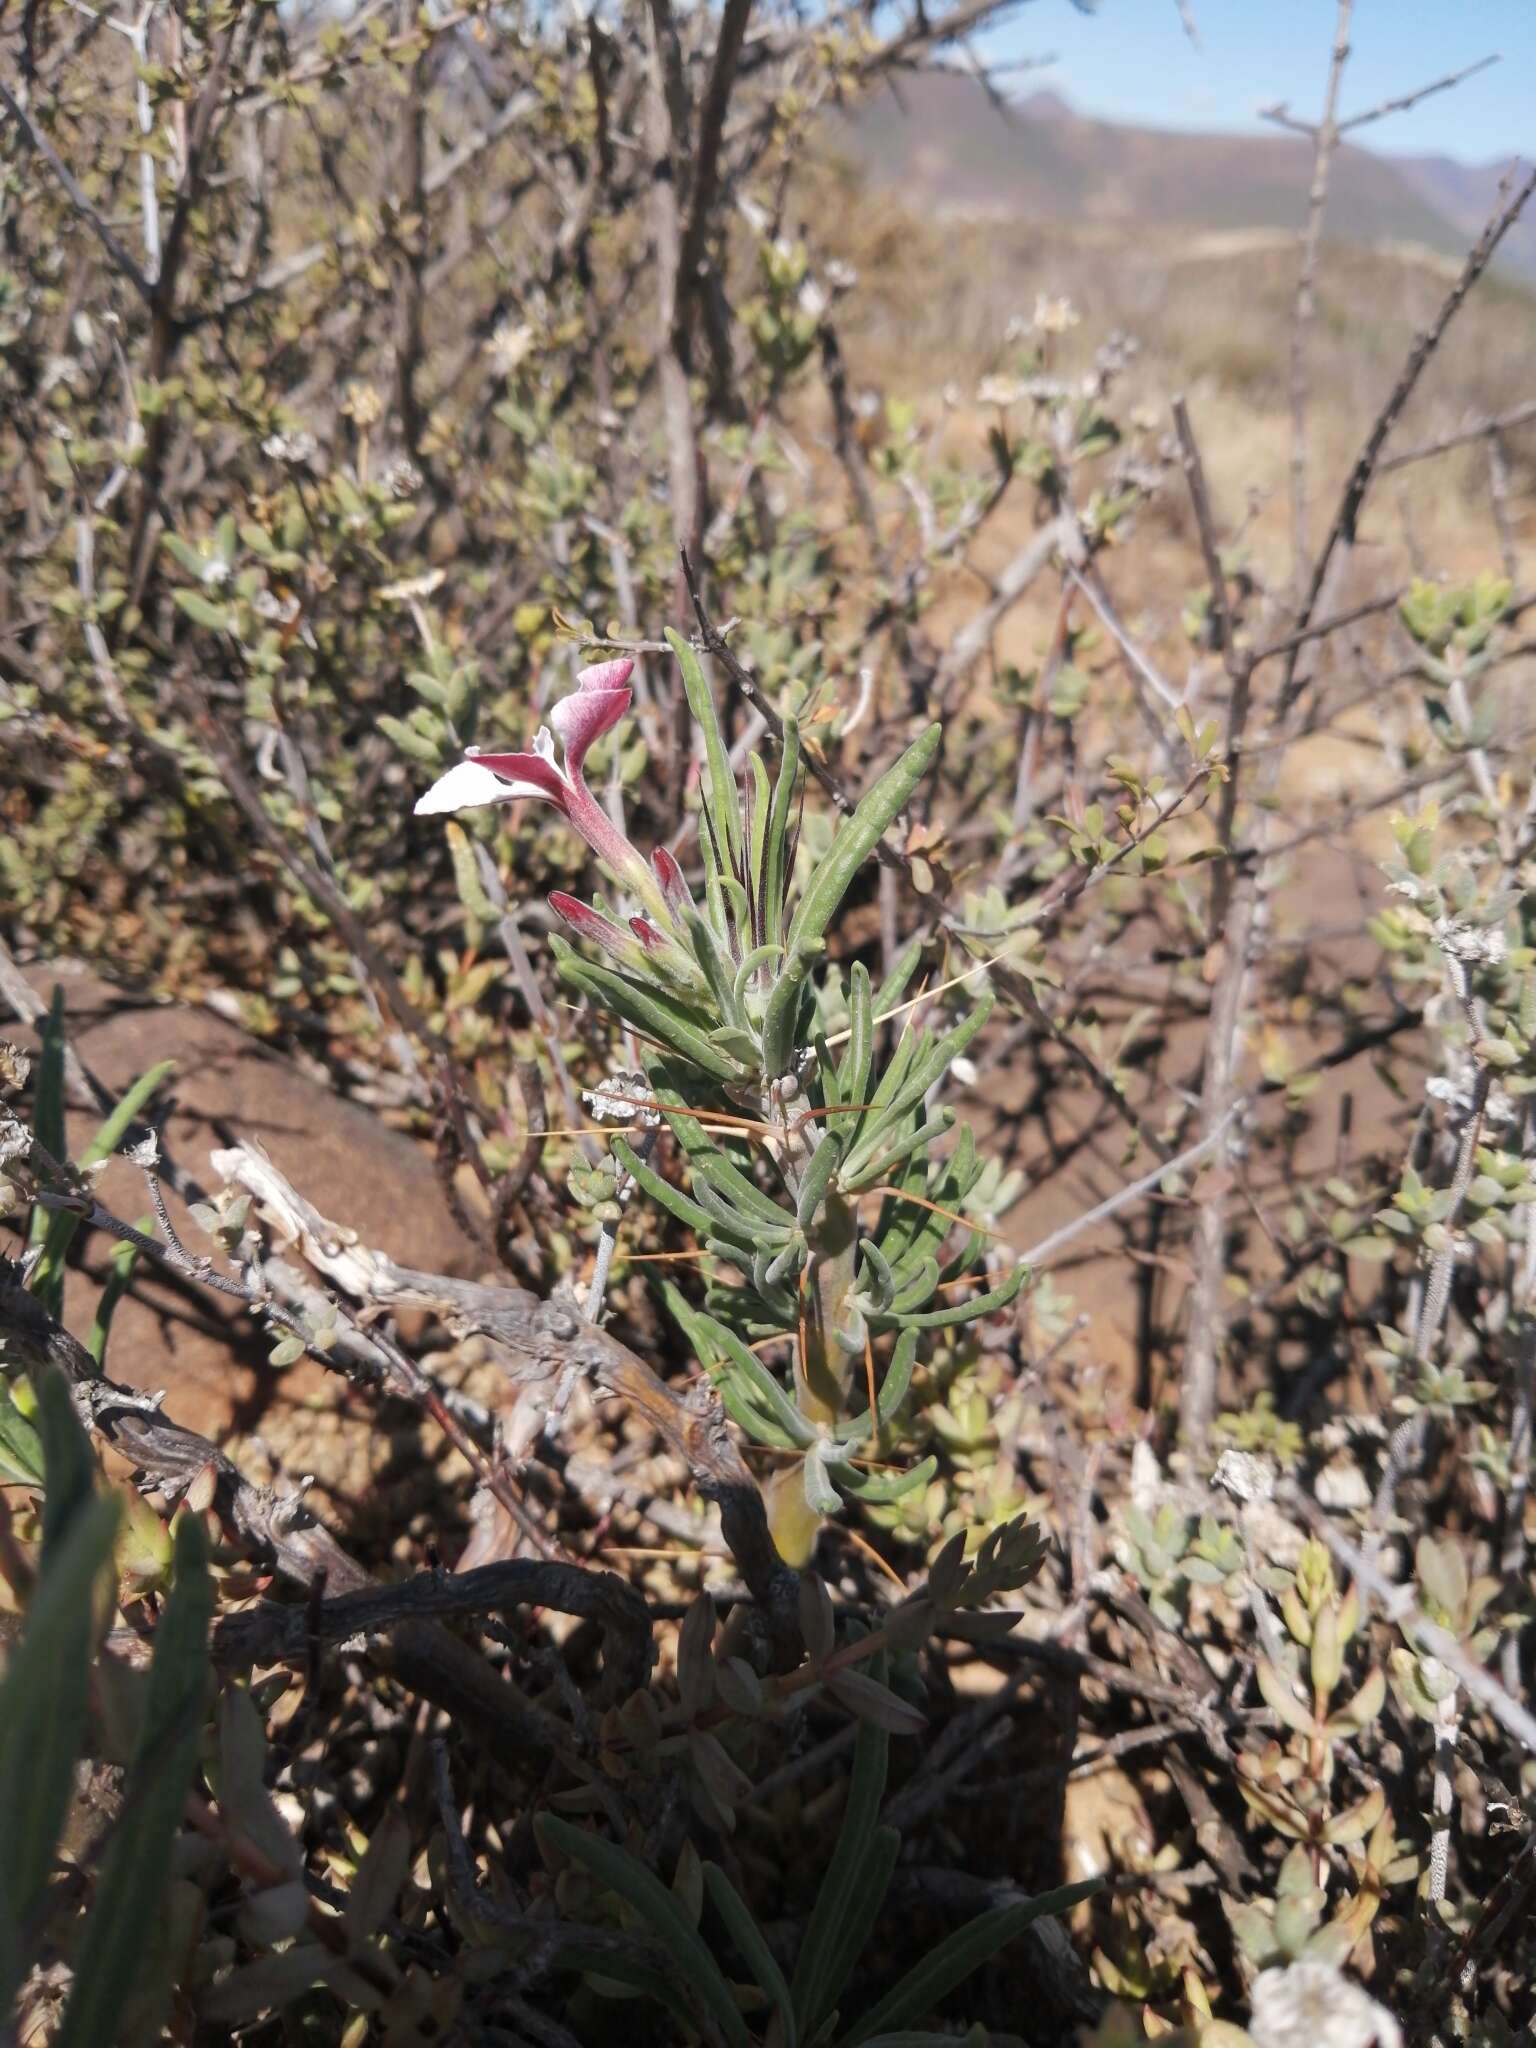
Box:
[833, 74, 1536, 279]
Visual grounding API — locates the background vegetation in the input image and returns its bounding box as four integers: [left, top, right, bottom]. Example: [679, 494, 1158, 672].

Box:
[1, 0, 1534, 2043]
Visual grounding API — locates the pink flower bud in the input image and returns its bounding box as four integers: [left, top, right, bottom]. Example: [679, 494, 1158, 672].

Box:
[651, 846, 693, 924]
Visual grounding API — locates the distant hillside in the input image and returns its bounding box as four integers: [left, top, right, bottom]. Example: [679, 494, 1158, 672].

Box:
[1394, 150, 1536, 281]
[833, 75, 1534, 277]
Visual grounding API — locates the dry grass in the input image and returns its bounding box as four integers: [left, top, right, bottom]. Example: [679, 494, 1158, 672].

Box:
[817, 169, 1536, 582]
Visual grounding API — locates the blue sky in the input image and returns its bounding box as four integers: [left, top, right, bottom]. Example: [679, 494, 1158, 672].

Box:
[980, 0, 1534, 164]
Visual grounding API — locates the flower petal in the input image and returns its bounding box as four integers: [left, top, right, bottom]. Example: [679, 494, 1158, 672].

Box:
[462, 747, 571, 804]
[414, 758, 555, 816]
[549, 657, 635, 778]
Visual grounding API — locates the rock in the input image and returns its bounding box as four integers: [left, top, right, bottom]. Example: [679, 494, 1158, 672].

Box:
[5, 962, 486, 1503]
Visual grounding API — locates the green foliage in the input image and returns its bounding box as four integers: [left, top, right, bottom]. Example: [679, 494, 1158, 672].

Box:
[0, 1394, 120, 2017]
[0, 1369, 212, 2047]
[540, 1695, 1097, 2046]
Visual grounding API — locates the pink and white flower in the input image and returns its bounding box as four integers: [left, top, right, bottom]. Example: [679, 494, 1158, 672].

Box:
[415, 657, 656, 887]
[416, 658, 697, 966]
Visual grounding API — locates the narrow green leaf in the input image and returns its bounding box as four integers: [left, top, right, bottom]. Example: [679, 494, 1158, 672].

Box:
[690, 1152, 795, 1235]
[837, 963, 875, 1112]
[0, 1387, 44, 1486]
[816, 1032, 843, 1113]
[760, 940, 822, 1080]
[857, 1236, 896, 1313]
[872, 938, 925, 1020]
[886, 1267, 1025, 1332]
[747, 751, 773, 939]
[763, 713, 802, 953]
[887, 1255, 941, 1316]
[688, 911, 746, 1030]
[838, 1881, 1102, 2047]
[734, 942, 783, 1006]
[803, 1444, 843, 1516]
[841, 1110, 956, 1197]
[847, 1017, 921, 1166]
[795, 1130, 845, 1232]
[80, 1061, 175, 1171]
[613, 1136, 720, 1241]
[695, 1309, 817, 1448]
[554, 937, 745, 1082]
[56, 1515, 214, 2048]
[876, 1329, 919, 1429]
[821, 1825, 902, 2019]
[786, 726, 939, 959]
[538, 1816, 752, 2048]
[649, 1074, 795, 1227]
[842, 997, 992, 1188]
[0, 1492, 120, 2015]
[703, 1862, 795, 2034]
[88, 1228, 145, 1367]
[668, 630, 744, 869]
[662, 1284, 803, 1449]
[828, 1454, 938, 1505]
[876, 1129, 980, 1279]
[37, 1363, 99, 1565]
[35, 1061, 174, 1306]
[33, 986, 67, 1162]
[793, 1692, 890, 2033]
[692, 1173, 788, 1252]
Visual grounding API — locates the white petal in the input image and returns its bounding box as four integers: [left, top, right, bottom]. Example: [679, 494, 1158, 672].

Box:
[414, 759, 528, 815]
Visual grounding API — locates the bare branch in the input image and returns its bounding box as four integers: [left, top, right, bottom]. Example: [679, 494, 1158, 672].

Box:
[1280, 162, 1536, 715]
[1284, 0, 1353, 586]
[1338, 51, 1499, 134]
[1378, 397, 1536, 474]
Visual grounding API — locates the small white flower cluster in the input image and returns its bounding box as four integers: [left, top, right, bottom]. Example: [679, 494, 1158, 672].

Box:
[251, 588, 301, 625]
[1249, 1959, 1401, 2048]
[1426, 1068, 1516, 1127]
[1212, 1448, 1275, 1505]
[584, 1069, 660, 1128]
[487, 319, 535, 377]
[385, 457, 423, 499]
[976, 373, 1069, 409]
[1432, 915, 1506, 967]
[1033, 292, 1081, 335]
[1003, 293, 1082, 344]
[796, 275, 830, 323]
[261, 428, 319, 467]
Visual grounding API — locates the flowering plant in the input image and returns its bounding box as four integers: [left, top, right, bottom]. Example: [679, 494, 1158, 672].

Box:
[418, 633, 1024, 1562]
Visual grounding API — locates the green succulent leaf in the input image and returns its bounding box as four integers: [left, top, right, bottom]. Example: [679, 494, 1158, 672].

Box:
[827, 1453, 938, 1504]
[786, 725, 940, 960]
[553, 937, 746, 1082]
[885, 1265, 1025, 1331]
